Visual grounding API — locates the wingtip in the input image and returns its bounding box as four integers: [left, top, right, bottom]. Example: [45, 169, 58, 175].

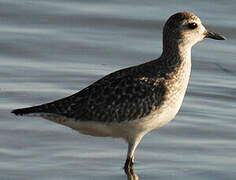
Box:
[11, 105, 46, 116]
[11, 109, 24, 116]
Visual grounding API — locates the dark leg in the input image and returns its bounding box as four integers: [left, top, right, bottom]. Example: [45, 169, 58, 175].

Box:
[124, 156, 139, 180]
[123, 135, 144, 179]
[124, 156, 134, 171]
[123, 134, 144, 172]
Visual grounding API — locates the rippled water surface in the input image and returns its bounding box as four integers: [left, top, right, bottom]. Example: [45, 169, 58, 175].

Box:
[1, 0, 236, 179]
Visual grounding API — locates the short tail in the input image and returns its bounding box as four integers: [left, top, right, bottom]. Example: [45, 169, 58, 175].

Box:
[11, 105, 46, 116]
[12, 98, 66, 117]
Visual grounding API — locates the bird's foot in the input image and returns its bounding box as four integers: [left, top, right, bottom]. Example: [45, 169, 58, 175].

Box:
[124, 157, 138, 180]
[124, 156, 134, 173]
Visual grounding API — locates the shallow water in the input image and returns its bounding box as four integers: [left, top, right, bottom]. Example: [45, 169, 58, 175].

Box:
[1, 0, 236, 179]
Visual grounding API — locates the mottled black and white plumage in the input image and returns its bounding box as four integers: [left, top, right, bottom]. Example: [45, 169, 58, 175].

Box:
[12, 59, 174, 122]
[12, 12, 225, 172]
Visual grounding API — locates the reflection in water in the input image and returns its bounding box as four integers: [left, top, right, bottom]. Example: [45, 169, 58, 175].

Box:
[124, 166, 139, 180]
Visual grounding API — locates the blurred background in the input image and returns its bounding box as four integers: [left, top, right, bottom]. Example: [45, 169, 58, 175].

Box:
[0, 0, 235, 179]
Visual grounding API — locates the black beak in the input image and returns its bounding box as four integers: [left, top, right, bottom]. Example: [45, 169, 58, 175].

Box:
[205, 31, 226, 40]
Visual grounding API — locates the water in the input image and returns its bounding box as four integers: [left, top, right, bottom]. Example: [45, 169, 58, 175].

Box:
[1, 0, 235, 179]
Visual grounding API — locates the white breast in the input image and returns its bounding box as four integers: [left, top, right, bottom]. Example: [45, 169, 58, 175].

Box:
[141, 55, 192, 132]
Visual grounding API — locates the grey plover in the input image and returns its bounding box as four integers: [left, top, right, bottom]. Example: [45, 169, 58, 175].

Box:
[12, 12, 225, 171]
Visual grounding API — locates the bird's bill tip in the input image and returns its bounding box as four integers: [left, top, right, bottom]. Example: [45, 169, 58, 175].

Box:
[205, 31, 226, 40]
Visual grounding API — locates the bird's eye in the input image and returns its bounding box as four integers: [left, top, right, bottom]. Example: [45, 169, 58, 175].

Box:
[188, 23, 198, 29]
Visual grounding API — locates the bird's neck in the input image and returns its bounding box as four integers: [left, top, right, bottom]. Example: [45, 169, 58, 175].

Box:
[160, 40, 192, 69]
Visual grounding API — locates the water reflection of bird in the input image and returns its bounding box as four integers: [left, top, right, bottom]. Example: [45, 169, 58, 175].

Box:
[12, 11, 225, 172]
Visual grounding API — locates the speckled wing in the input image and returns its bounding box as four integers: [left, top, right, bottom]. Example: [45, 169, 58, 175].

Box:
[12, 64, 167, 123]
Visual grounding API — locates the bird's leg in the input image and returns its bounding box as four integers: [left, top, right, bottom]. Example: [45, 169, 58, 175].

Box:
[124, 156, 139, 180]
[124, 135, 144, 172]
[124, 155, 134, 171]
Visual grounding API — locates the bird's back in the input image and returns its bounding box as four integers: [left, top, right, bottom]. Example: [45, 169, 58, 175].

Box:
[12, 55, 188, 126]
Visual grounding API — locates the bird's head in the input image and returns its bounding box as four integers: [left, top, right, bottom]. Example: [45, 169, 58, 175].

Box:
[163, 12, 226, 49]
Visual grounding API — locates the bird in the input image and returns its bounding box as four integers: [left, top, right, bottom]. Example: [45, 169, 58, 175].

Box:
[12, 11, 225, 172]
